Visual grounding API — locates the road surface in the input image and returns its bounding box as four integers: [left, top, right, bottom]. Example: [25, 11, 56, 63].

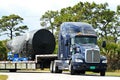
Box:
[0, 71, 120, 80]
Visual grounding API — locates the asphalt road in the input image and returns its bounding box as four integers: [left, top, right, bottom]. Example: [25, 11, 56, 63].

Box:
[0, 71, 120, 80]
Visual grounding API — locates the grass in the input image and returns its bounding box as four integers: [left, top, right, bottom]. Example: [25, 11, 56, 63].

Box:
[0, 75, 8, 80]
[106, 71, 120, 77]
[86, 71, 120, 77]
[0, 69, 120, 78]
[20, 69, 120, 77]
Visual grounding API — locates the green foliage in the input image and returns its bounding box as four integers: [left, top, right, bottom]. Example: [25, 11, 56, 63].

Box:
[106, 43, 120, 71]
[98, 38, 120, 71]
[40, 10, 58, 34]
[0, 14, 28, 39]
[53, 40, 58, 54]
[117, 5, 120, 14]
[0, 40, 8, 60]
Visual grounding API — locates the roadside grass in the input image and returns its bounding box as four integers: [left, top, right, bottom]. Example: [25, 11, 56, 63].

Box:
[106, 71, 120, 77]
[21, 69, 120, 77]
[0, 69, 120, 77]
[0, 75, 8, 80]
[42, 69, 120, 77]
[86, 71, 120, 77]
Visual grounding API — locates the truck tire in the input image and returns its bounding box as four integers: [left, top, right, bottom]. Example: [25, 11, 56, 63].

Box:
[69, 63, 75, 75]
[53, 61, 62, 73]
[9, 69, 17, 72]
[100, 71, 105, 76]
[79, 71, 85, 75]
[50, 61, 54, 73]
[56, 67, 62, 73]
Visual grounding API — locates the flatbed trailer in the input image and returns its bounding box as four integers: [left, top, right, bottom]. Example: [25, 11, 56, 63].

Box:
[0, 61, 36, 72]
[0, 54, 57, 72]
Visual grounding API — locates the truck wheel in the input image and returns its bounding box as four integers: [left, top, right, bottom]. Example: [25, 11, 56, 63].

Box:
[53, 61, 62, 73]
[69, 63, 75, 75]
[100, 71, 105, 76]
[80, 71, 85, 75]
[50, 61, 54, 73]
[57, 67, 62, 73]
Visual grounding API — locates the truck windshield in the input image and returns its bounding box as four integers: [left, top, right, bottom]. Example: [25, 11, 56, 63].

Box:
[75, 36, 97, 45]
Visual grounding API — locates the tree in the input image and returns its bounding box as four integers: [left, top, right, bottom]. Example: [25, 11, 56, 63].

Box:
[0, 14, 28, 39]
[0, 40, 7, 60]
[54, 2, 120, 42]
[40, 10, 58, 34]
[92, 4, 120, 42]
[117, 5, 120, 15]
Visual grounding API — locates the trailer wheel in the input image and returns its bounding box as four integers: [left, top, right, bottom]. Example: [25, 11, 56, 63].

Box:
[53, 61, 62, 73]
[100, 71, 105, 76]
[9, 69, 17, 72]
[50, 61, 54, 73]
[69, 63, 75, 75]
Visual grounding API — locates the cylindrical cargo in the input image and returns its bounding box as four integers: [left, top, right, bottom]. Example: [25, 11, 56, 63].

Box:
[7, 29, 55, 60]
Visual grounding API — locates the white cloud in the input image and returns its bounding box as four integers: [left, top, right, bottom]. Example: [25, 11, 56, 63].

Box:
[0, 0, 80, 15]
[0, 0, 81, 30]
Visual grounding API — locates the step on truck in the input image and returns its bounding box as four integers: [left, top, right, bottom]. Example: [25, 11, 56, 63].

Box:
[50, 22, 107, 76]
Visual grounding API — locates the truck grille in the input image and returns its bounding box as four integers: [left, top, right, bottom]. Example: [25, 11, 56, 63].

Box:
[85, 49, 100, 63]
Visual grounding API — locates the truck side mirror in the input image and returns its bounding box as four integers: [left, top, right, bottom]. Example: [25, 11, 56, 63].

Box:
[102, 41, 106, 48]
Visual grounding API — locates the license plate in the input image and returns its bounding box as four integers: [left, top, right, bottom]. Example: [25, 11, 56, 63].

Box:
[90, 66, 96, 70]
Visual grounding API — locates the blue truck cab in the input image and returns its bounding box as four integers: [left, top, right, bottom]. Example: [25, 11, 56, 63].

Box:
[50, 22, 107, 76]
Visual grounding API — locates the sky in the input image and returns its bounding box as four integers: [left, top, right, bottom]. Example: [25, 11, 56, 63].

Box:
[0, 0, 120, 40]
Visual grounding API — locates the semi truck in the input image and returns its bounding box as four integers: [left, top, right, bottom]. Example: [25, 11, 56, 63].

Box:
[0, 29, 57, 72]
[50, 22, 107, 76]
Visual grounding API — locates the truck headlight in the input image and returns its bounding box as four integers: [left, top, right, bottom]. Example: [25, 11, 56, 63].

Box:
[75, 59, 83, 63]
[102, 60, 107, 63]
